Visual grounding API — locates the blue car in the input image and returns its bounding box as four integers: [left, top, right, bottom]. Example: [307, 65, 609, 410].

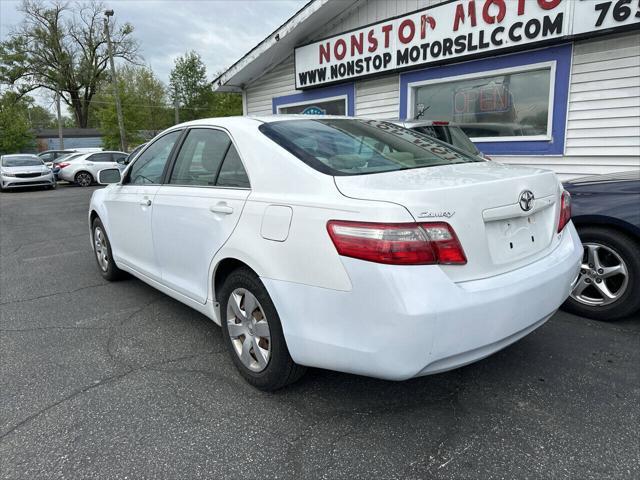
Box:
[562, 171, 640, 321]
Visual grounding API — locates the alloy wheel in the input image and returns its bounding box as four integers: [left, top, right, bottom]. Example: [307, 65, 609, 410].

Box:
[226, 288, 271, 372]
[93, 227, 109, 272]
[570, 242, 629, 307]
[76, 172, 92, 187]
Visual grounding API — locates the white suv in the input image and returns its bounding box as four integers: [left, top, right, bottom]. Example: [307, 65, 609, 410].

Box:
[89, 117, 581, 390]
[58, 151, 127, 186]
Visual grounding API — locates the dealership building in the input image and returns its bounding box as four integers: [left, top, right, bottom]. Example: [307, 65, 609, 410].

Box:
[214, 0, 640, 179]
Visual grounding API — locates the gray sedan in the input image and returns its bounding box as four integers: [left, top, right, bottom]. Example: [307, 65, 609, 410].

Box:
[0, 154, 56, 191]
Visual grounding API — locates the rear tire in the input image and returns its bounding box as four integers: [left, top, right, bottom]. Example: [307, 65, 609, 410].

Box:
[562, 227, 640, 321]
[75, 171, 93, 187]
[91, 218, 125, 281]
[219, 267, 306, 391]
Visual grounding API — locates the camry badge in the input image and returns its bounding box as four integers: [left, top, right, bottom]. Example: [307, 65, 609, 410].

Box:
[519, 190, 535, 212]
[418, 211, 455, 219]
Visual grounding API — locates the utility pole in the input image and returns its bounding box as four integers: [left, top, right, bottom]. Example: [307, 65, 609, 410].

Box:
[174, 85, 180, 124]
[103, 9, 127, 151]
[56, 92, 64, 149]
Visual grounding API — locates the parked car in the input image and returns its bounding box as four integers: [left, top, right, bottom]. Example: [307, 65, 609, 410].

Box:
[38, 149, 77, 167]
[89, 116, 581, 390]
[57, 151, 128, 186]
[393, 120, 487, 158]
[51, 152, 84, 179]
[0, 154, 56, 191]
[562, 170, 640, 321]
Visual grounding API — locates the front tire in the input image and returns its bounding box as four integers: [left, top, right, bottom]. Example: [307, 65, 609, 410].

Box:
[75, 171, 93, 187]
[92, 218, 125, 281]
[219, 267, 306, 391]
[563, 227, 640, 321]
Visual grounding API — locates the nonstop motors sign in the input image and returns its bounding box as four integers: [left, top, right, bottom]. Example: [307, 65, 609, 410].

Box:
[294, 0, 640, 89]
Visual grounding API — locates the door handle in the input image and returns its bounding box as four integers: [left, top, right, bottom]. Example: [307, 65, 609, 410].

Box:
[139, 199, 152, 207]
[209, 203, 233, 215]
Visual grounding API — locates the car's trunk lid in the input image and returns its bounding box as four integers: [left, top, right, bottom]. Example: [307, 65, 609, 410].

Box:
[334, 161, 563, 282]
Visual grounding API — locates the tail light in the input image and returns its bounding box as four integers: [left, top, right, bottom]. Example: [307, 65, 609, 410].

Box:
[57, 162, 70, 169]
[557, 190, 571, 233]
[326, 220, 466, 265]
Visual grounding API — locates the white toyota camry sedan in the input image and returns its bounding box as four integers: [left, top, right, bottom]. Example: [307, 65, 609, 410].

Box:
[89, 116, 582, 390]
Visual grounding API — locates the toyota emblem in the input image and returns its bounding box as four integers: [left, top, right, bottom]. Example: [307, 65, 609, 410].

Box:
[519, 190, 535, 211]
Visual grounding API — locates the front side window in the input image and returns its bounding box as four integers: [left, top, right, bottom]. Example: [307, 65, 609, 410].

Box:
[260, 119, 480, 176]
[127, 130, 181, 185]
[413, 67, 552, 140]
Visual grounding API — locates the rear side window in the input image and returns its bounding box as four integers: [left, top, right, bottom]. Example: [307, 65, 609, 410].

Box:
[259, 119, 480, 176]
[127, 130, 181, 185]
[169, 129, 250, 188]
[216, 145, 250, 188]
[90, 153, 113, 163]
[169, 129, 230, 186]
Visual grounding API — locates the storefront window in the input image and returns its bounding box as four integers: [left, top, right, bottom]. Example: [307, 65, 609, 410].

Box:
[278, 98, 346, 115]
[413, 67, 552, 140]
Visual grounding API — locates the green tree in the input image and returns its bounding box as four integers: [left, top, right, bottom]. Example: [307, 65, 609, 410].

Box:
[0, 92, 35, 153]
[94, 65, 172, 150]
[169, 51, 242, 122]
[169, 51, 209, 122]
[0, 0, 139, 128]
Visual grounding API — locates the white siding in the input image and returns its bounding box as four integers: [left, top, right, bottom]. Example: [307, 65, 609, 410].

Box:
[355, 75, 399, 118]
[246, 56, 296, 116]
[244, 0, 640, 179]
[565, 33, 640, 158]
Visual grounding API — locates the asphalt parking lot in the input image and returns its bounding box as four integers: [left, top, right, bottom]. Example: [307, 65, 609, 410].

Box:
[1, 184, 638, 479]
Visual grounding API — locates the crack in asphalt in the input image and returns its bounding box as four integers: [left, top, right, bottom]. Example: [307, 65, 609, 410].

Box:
[0, 282, 108, 306]
[0, 352, 213, 441]
[0, 326, 111, 333]
[0, 233, 89, 258]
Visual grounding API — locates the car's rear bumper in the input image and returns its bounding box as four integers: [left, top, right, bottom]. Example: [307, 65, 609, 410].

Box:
[1, 173, 55, 189]
[262, 222, 582, 381]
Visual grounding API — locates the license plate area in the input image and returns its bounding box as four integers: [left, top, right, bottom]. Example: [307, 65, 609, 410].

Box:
[485, 212, 551, 264]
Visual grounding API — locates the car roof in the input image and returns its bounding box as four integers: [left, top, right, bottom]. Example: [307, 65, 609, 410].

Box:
[1, 153, 40, 159]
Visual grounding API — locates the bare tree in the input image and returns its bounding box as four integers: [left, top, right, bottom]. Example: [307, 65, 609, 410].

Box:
[0, 0, 139, 127]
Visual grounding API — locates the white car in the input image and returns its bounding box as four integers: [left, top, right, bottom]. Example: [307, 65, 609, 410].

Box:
[89, 117, 582, 390]
[57, 150, 127, 186]
[0, 154, 56, 190]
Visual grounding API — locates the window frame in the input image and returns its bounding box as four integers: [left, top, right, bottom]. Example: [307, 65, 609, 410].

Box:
[406, 61, 556, 143]
[272, 82, 355, 116]
[163, 126, 251, 191]
[399, 44, 573, 156]
[276, 95, 349, 115]
[121, 129, 185, 186]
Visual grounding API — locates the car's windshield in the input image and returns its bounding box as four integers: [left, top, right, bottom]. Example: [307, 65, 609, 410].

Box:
[2, 156, 43, 167]
[260, 119, 481, 176]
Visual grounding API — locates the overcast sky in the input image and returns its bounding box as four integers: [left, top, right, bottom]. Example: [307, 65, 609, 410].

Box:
[0, 0, 306, 110]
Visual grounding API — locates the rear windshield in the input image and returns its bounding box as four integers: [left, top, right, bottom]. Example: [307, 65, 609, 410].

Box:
[259, 119, 482, 176]
[2, 156, 43, 167]
[411, 125, 480, 156]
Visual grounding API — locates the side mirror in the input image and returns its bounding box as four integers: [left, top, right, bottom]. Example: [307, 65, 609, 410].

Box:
[98, 168, 122, 185]
[117, 157, 127, 165]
